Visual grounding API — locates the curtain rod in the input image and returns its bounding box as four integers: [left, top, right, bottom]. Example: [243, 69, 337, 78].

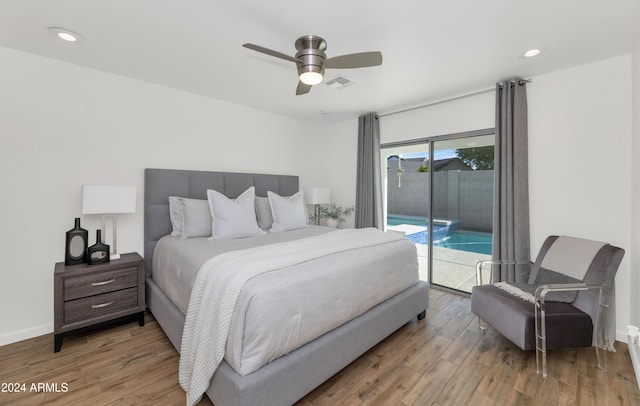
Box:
[379, 78, 531, 119]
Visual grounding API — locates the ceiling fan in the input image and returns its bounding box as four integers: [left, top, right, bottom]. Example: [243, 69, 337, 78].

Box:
[242, 35, 383, 95]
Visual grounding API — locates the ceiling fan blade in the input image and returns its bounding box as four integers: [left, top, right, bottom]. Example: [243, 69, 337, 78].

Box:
[242, 43, 299, 63]
[296, 81, 312, 95]
[324, 51, 383, 69]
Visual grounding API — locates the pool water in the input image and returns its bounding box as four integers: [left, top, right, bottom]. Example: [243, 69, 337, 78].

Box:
[387, 216, 492, 255]
[407, 229, 493, 255]
[387, 216, 428, 227]
[388, 215, 455, 242]
[432, 230, 492, 255]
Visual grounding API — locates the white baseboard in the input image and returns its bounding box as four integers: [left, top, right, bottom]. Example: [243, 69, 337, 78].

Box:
[618, 328, 629, 343]
[0, 323, 53, 347]
[628, 325, 640, 390]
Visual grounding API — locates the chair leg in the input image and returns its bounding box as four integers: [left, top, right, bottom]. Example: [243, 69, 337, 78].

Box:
[536, 343, 547, 378]
[535, 301, 548, 378]
[478, 317, 486, 330]
[595, 345, 607, 371]
[594, 288, 609, 372]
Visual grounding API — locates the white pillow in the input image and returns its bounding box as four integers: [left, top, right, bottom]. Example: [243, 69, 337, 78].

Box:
[168, 197, 212, 238]
[267, 191, 309, 232]
[207, 187, 265, 239]
[254, 196, 273, 230]
[168, 197, 183, 237]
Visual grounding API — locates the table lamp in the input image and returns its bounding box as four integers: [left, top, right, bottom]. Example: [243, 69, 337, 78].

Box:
[82, 185, 136, 260]
[304, 187, 331, 225]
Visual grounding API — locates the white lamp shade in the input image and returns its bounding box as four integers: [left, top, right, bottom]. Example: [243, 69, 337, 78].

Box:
[304, 187, 331, 205]
[82, 185, 137, 214]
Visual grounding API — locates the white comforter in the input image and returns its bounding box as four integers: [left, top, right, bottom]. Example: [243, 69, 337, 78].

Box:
[178, 228, 417, 406]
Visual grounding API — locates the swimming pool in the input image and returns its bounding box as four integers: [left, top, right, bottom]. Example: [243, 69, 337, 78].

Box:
[429, 230, 492, 255]
[387, 215, 429, 227]
[387, 215, 492, 255]
[387, 215, 457, 242]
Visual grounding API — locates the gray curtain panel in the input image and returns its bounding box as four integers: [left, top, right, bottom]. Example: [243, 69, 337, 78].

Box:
[355, 113, 383, 229]
[493, 79, 530, 282]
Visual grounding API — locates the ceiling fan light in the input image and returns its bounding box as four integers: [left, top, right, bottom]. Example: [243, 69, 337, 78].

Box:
[298, 63, 324, 85]
[300, 71, 323, 85]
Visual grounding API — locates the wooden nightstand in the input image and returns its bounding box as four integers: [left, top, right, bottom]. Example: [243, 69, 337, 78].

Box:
[54, 252, 145, 352]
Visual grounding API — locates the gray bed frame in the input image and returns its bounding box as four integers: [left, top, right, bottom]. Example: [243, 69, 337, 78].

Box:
[144, 168, 429, 406]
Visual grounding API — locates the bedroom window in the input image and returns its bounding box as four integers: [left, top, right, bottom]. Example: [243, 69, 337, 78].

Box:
[381, 129, 494, 294]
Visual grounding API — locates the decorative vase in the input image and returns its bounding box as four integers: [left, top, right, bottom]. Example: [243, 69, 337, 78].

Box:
[87, 229, 110, 265]
[65, 217, 88, 265]
[326, 218, 339, 228]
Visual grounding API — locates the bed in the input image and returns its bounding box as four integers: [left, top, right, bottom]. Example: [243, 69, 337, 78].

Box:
[144, 168, 430, 406]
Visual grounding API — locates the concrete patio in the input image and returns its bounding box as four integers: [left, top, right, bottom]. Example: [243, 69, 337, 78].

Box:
[388, 224, 491, 293]
[416, 243, 491, 293]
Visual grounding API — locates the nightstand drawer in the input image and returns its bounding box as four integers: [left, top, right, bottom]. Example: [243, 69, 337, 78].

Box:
[64, 267, 138, 300]
[64, 287, 139, 324]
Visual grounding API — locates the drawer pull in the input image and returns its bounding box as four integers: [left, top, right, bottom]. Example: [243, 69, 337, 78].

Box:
[91, 301, 114, 309]
[91, 278, 116, 287]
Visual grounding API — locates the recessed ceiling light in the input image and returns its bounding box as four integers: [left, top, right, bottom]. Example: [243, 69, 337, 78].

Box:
[48, 27, 84, 42]
[523, 49, 541, 58]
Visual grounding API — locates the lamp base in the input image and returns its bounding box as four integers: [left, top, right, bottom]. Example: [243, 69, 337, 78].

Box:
[314, 204, 321, 225]
[100, 214, 120, 261]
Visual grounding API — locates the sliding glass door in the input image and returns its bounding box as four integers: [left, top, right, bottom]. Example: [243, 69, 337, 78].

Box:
[430, 134, 494, 292]
[380, 143, 430, 282]
[381, 130, 494, 293]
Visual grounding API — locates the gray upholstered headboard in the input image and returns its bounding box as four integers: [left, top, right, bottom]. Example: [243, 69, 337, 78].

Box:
[143, 168, 299, 278]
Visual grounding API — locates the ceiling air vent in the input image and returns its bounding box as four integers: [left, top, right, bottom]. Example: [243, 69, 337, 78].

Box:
[325, 76, 354, 89]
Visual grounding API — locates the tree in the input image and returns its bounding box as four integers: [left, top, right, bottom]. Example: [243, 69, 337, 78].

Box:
[455, 146, 495, 170]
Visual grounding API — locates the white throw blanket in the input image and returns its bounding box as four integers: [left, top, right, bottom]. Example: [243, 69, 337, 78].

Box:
[494, 281, 536, 303]
[178, 228, 406, 406]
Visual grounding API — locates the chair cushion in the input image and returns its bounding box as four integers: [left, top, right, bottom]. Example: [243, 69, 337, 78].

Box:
[471, 284, 593, 350]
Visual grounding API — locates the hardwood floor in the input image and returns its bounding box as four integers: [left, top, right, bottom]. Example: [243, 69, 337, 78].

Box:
[1, 289, 638, 405]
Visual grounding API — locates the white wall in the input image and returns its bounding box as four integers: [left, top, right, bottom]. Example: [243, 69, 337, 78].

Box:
[528, 56, 632, 340]
[631, 39, 640, 328]
[0, 46, 331, 345]
[379, 91, 496, 143]
[319, 119, 359, 228]
[375, 56, 634, 341]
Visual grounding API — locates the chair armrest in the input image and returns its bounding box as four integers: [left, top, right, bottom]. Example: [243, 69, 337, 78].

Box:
[475, 260, 532, 286]
[534, 283, 609, 304]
